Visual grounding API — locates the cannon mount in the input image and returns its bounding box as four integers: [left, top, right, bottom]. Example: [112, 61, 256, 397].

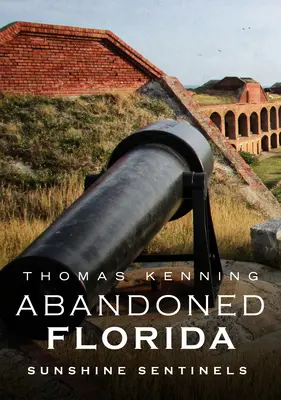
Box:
[85, 170, 222, 308]
[0, 120, 223, 339]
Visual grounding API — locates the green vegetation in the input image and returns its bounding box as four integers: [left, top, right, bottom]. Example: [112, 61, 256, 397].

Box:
[0, 176, 265, 267]
[272, 186, 281, 202]
[0, 92, 266, 269]
[253, 153, 281, 188]
[267, 93, 281, 102]
[239, 151, 259, 166]
[0, 92, 174, 189]
[191, 92, 236, 105]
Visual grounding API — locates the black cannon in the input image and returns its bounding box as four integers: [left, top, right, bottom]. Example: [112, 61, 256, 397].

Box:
[0, 120, 222, 340]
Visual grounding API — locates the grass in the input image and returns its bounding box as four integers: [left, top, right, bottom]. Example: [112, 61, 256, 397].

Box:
[0, 92, 266, 268]
[0, 175, 265, 268]
[253, 153, 281, 188]
[267, 93, 281, 102]
[148, 182, 264, 261]
[192, 93, 236, 106]
[0, 92, 174, 188]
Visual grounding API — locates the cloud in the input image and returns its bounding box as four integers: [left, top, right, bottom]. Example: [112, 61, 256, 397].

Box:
[1, 0, 281, 84]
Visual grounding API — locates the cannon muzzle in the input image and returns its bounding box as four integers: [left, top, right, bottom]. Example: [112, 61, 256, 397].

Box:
[0, 120, 219, 340]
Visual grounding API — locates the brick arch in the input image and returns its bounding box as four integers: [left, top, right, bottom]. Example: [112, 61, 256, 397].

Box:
[238, 113, 248, 137]
[270, 106, 277, 130]
[210, 112, 222, 131]
[271, 133, 278, 149]
[261, 135, 269, 151]
[250, 112, 259, 134]
[224, 110, 236, 139]
[260, 107, 269, 132]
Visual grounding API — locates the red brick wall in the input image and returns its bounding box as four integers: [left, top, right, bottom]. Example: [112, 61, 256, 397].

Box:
[158, 76, 281, 217]
[239, 83, 268, 104]
[0, 22, 165, 96]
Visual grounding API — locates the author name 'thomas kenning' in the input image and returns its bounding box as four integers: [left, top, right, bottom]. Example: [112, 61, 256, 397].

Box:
[22, 270, 259, 282]
[27, 365, 248, 376]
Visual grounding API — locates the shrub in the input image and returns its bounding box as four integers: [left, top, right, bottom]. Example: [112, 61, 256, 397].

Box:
[272, 186, 281, 202]
[239, 150, 259, 166]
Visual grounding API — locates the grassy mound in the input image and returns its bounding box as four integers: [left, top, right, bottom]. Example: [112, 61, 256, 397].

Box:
[0, 92, 266, 267]
[0, 92, 174, 188]
[253, 153, 281, 189]
[0, 174, 265, 267]
[191, 92, 236, 105]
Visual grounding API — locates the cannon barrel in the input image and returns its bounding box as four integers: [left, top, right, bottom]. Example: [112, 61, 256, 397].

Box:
[0, 120, 213, 340]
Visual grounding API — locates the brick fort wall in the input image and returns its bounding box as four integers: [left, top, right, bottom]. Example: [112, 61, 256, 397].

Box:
[0, 22, 165, 96]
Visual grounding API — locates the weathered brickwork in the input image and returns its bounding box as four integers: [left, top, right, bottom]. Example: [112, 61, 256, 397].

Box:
[1, 21, 281, 217]
[201, 102, 281, 155]
[0, 22, 165, 95]
[239, 83, 268, 104]
[156, 76, 281, 216]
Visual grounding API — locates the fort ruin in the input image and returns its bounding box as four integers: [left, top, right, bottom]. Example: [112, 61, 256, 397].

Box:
[198, 77, 281, 155]
[1, 21, 281, 217]
[1, 23, 280, 156]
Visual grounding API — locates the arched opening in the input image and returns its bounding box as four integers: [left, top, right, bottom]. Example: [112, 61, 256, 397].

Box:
[250, 112, 259, 134]
[279, 107, 281, 128]
[210, 112, 222, 131]
[224, 111, 236, 139]
[279, 132, 281, 146]
[260, 108, 268, 132]
[270, 107, 277, 130]
[261, 136, 269, 151]
[231, 144, 236, 150]
[271, 133, 278, 149]
[238, 113, 248, 137]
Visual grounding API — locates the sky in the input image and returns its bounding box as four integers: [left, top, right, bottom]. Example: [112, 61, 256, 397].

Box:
[1, 0, 281, 86]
